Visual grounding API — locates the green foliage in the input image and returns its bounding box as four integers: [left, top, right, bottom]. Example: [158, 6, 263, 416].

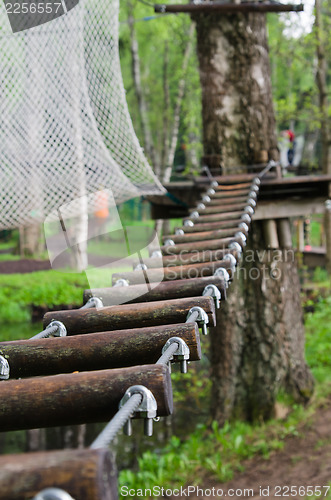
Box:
[305, 296, 331, 382]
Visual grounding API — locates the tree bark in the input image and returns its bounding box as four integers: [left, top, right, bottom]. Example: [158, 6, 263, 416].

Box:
[194, 12, 278, 174]
[194, 8, 314, 422]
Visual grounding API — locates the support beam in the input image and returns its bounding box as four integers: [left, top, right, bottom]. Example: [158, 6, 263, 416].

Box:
[155, 2, 304, 14]
[277, 218, 293, 248]
[0, 448, 117, 500]
[0, 364, 172, 431]
[263, 219, 279, 248]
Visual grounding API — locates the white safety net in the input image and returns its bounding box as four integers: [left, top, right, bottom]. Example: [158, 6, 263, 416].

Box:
[0, 0, 165, 229]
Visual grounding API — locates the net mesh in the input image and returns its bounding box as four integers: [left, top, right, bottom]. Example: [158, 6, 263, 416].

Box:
[0, 0, 165, 229]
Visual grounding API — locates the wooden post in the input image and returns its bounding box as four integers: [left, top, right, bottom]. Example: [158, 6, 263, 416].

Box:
[262, 219, 279, 248]
[84, 275, 226, 306]
[0, 448, 117, 500]
[297, 218, 305, 252]
[113, 260, 234, 285]
[43, 296, 216, 335]
[0, 364, 172, 431]
[0, 323, 201, 378]
[277, 218, 292, 248]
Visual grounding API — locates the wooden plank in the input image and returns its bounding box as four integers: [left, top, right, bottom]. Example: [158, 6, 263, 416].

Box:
[184, 211, 245, 224]
[253, 197, 326, 220]
[163, 226, 245, 244]
[85, 276, 226, 306]
[155, 3, 303, 14]
[132, 248, 239, 268]
[43, 296, 216, 334]
[0, 448, 117, 500]
[113, 260, 234, 285]
[198, 202, 247, 214]
[0, 364, 173, 431]
[178, 218, 247, 233]
[0, 324, 201, 378]
[161, 235, 243, 255]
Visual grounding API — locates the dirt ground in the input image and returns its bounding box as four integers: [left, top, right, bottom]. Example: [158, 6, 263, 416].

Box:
[185, 401, 331, 500]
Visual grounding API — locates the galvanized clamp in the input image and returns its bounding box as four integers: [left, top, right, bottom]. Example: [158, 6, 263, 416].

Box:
[183, 219, 194, 227]
[207, 188, 215, 196]
[223, 253, 237, 276]
[162, 337, 190, 374]
[203, 284, 221, 309]
[0, 355, 10, 380]
[175, 228, 185, 235]
[82, 297, 104, 309]
[234, 231, 247, 246]
[197, 203, 206, 210]
[229, 241, 243, 258]
[113, 278, 129, 287]
[151, 249, 163, 258]
[190, 211, 200, 219]
[164, 239, 175, 246]
[244, 205, 255, 216]
[134, 263, 148, 271]
[241, 212, 251, 224]
[214, 267, 230, 288]
[202, 195, 211, 203]
[47, 321, 67, 338]
[33, 488, 74, 500]
[186, 306, 209, 335]
[119, 385, 157, 437]
[238, 221, 249, 233]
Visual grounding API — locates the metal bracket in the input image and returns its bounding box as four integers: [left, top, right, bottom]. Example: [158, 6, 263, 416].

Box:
[202, 195, 211, 203]
[229, 241, 243, 257]
[175, 229, 185, 235]
[247, 198, 257, 208]
[223, 253, 237, 275]
[245, 205, 255, 216]
[33, 488, 74, 500]
[250, 184, 259, 192]
[248, 190, 257, 200]
[134, 263, 148, 271]
[113, 278, 129, 287]
[241, 212, 251, 224]
[207, 188, 215, 195]
[162, 337, 190, 373]
[151, 250, 162, 258]
[202, 284, 221, 309]
[84, 297, 104, 309]
[214, 267, 230, 288]
[164, 239, 175, 246]
[238, 221, 249, 233]
[183, 220, 194, 227]
[186, 306, 209, 335]
[0, 355, 9, 380]
[197, 203, 206, 210]
[211, 180, 218, 188]
[235, 231, 247, 245]
[190, 211, 199, 219]
[48, 321, 67, 338]
[119, 385, 157, 437]
[253, 177, 261, 186]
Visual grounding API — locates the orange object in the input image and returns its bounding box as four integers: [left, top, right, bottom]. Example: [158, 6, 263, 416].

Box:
[94, 191, 109, 219]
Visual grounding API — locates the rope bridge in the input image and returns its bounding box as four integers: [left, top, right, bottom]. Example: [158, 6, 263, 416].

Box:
[0, 164, 274, 500]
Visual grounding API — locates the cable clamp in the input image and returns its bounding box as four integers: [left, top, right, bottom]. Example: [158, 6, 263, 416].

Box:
[33, 488, 74, 500]
[202, 195, 211, 203]
[119, 385, 157, 437]
[162, 337, 190, 373]
[183, 220, 194, 227]
[186, 306, 209, 335]
[134, 263, 148, 271]
[175, 229, 185, 235]
[48, 321, 67, 337]
[82, 297, 103, 309]
[0, 355, 9, 380]
[203, 284, 221, 309]
[164, 239, 175, 246]
[214, 267, 230, 288]
[113, 278, 129, 287]
[190, 211, 199, 219]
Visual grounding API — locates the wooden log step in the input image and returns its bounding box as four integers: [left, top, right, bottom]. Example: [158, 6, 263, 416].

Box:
[0, 323, 201, 379]
[208, 195, 248, 205]
[84, 276, 226, 306]
[209, 189, 250, 199]
[214, 182, 252, 190]
[0, 448, 117, 500]
[131, 248, 239, 268]
[184, 211, 246, 224]
[163, 226, 247, 245]
[161, 235, 243, 256]
[113, 260, 233, 285]
[0, 364, 172, 431]
[43, 296, 216, 335]
[178, 219, 247, 233]
[198, 203, 247, 215]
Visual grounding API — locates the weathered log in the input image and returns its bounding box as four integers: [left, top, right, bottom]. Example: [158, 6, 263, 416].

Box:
[163, 226, 246, 244]
[84, 275, 226, 306]
[155, 3, 303, 14]
[214, 182, 253, 190]
[184, 211, 245, 224]
[0, 448, 117, 500]
[198, 203, 246, 215]
[113, 260, 234, 285]
[132, 248, 239, 268]
[162, 236, 243, 255]
[0, 364, 172, 431]
[0, 324, 201, 378]
[44, 296, 216, 334]
[208, 195, 248, 205]
[179, 218, 248, 233]
[209, 189, 250, 199]
[197, 173, 256, 184]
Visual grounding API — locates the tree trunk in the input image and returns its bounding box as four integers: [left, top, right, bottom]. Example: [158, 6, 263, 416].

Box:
[315, 0, 331, 174]
[194, 12, 278, 174]
[194, 8, 314, 422]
